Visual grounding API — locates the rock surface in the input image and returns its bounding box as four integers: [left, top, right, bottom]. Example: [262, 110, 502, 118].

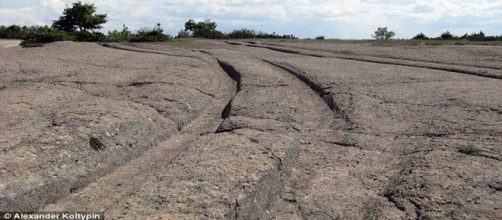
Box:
[1, 40, 501, 219]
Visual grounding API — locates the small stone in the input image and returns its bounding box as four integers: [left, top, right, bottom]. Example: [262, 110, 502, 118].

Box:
[89, 137, 106, 151]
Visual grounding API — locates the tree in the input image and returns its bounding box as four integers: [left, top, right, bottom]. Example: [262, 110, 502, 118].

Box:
[52, 1, 107, 32]
[372, 27, 395, 40]
[184, 19, 224, 39]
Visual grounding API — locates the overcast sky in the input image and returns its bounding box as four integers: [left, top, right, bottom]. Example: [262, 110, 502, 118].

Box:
[0, 0, 501, 39]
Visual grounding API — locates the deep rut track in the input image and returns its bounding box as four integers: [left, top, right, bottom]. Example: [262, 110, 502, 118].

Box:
[240, 42, 502, 80]
[44, 47, 343, 219]
[7, 41, 501, 219]
[42, 52, 239, 215]
[28, 41, 502, 219]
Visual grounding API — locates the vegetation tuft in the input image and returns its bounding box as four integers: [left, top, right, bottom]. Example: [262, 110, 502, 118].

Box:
[11, 79, 33, 83]
[458, 143, 481, 156]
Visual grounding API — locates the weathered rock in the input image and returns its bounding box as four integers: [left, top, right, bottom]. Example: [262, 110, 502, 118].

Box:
[1, 40, 500, 220]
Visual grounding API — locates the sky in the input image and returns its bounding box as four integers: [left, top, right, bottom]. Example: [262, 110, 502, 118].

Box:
[0, 0, 501, 39]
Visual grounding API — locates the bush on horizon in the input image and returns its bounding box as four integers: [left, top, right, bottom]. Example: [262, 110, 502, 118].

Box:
[0, 25, 27, 39]
[106, 25, 133, 42]
[131, 23, 171, 42]
[227, 29, 257, 39]
[439, 31, 454, 40]
[372, 27, 395, 40]
[176, 30, 191, 38]
[7, 1, 500, 47]
[20, 26, 75, 47]
[184, 19, 225, 39]
[412, 32, 428, 40]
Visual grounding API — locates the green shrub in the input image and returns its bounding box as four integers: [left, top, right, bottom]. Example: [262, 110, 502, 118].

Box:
[412, 32, 428, 40]
[254, 31, 297, 39]
[0, 25, 27, 39]
[106, 25, 133, 42]
[227, 29, 257, 39]
[315, 36, 325, 40]
[201, 30, 225, 39]
[20, 27, 75, 47]
[131, 23, 171, 42]
[440, 31, 454, 40]
[226, 28, 297, 39]
[183, 19, 227, 39]
[182, 19, 297, 39]
[458, 143, 481, 155]
[461, 31, 488, 41]
[175, 30, 191, 38]
[185, 19, 219, 39]
[74, 31, 105, 42]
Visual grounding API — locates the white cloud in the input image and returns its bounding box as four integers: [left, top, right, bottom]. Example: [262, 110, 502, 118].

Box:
[42, 0, 65, 10]
[0, 0, 501, 38]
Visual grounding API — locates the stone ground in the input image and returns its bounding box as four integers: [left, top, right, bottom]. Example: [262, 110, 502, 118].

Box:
[0, 39, 501, 219]
[0, 40, 20, 48]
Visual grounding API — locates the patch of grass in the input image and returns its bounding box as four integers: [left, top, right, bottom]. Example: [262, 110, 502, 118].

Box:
[362, 198, 382, 220]
[425, 41, 443, 46]
[11, 79, 32, 83]
[20, 41, 44, 47]
[458, 143, 481, 156]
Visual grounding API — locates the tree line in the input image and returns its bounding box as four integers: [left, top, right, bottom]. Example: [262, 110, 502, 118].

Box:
[0, 2, 296, 47]
[1, 2, 500, 46]
[411, 31, 502, 41]
[370, 27, 501, 41]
